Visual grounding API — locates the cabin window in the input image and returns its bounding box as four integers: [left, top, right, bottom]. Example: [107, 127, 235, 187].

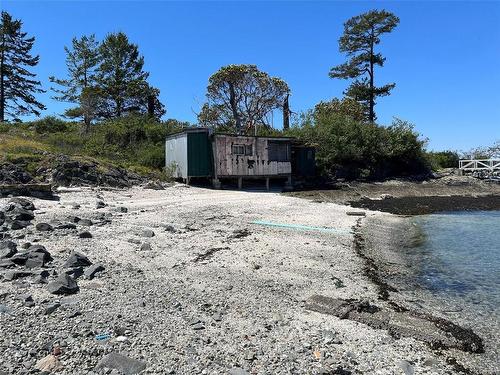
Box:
[232, 144, 245, 155]
[268, 141, 290, 162]
[245, 144, 253, 156]
[307, 150, 313, 160]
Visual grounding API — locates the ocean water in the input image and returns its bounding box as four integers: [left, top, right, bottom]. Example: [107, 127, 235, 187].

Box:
[410, 211, 500, 311]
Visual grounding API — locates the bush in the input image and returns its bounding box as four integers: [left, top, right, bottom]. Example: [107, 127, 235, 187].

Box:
[287, 108, 429, 180]
[426, 150, 460, 170]
[137, 144, 165, 169]
[31, 116, 70, 134]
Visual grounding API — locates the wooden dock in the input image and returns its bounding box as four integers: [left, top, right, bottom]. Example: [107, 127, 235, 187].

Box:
[459, 159, 500, 178]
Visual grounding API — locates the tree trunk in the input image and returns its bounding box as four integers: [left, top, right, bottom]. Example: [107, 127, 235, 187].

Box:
[0, 35, 5, 123]
[229, 83, 241, 133]
[283, 94, 290, 130]
[369, 29, 375, 123]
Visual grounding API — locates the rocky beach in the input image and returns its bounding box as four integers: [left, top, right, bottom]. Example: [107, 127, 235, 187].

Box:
[1, 180, 497, 374]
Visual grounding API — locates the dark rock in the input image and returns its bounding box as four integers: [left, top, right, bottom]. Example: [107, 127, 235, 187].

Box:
[55, 223, 77, 230]
[9, 197, 35, 211]
[10, 220, 31, 230]
[35, 223, 53, 232]
[95, 352, 147, 375]
[3, 270, 32, 281]
[63, 251, 92, 268]
[0, 240, 17, 258]
[18, 294, 35, 307]
[44, 302, 61, 315]
[24, 245, 53, 268]
[47, 274, 79, 295]
[21, 242, 31, 249]
[115, 206, 128, 213]
[67, 216, 81, 223]
[63, 266, 84, 279]
[140, 243, 152, 251]
[0, 163, 33, 185]
[144, 180, 164, 190]
[10, 252, 29, 265]
[78, 231, 92, 239]
[164, 225, 175, 233]
[96, 200, 106, 209]
[7, 207, 35, 222]
[141, 229, 155, 238]
[79, 219, 93, 226]
[84, 263, 105, 280]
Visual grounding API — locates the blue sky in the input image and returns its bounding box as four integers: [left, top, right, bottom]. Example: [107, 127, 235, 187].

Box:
[2, 1, 499, 151]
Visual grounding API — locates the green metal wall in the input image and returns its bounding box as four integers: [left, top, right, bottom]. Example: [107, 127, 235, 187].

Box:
[292, 147, 316, 177]
[187, 132, 213, 177]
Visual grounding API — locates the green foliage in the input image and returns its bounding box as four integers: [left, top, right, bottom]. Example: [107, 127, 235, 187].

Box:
[288, 107, 429, 179]
[426, 150, 460, 170]
[0, 11, 46, 121]
[32, 116, 71, 134]
[330, 10, 399, 122]
[198, 64, 289, 134]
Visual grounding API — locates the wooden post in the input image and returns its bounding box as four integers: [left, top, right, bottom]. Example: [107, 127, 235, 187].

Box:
[266, 177, 270, 191]
[238, 177, 243, 190]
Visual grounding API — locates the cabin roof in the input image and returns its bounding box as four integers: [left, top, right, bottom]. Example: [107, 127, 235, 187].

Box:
[165, 127, 295, 141]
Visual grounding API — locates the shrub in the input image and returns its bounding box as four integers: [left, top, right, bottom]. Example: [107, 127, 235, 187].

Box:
[426, 150, 460, 170]
[288, 108, 430, 180]
[31, 116, 70, 134]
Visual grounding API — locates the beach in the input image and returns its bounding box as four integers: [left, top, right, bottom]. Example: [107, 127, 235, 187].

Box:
[0, 183, 497, 374]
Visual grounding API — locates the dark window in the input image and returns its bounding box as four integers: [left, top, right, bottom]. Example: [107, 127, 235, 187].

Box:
[232, 144, 245, 155]
[245, 144, 253, 156]
[268, 141, 290, 162]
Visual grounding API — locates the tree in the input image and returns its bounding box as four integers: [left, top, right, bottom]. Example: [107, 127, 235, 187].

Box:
[96, 32, 165, 120]
[49, 34, 100, 131]
[0, 11, 45, 122]
[198, 64, 290, 134]
[314, 97, 367, 122]
[329, 10, 399, 123]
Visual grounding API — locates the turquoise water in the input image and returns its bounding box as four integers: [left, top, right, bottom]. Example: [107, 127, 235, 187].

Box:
[411, 211, 500, 311]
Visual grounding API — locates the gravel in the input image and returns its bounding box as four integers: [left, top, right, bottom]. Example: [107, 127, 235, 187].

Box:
[0, 185, 477, 374]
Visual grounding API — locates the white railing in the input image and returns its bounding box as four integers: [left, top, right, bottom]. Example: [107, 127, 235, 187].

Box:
[459, 159, 500, 171]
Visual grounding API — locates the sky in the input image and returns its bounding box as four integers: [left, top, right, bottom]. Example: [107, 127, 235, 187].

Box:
[2, 0, 500, 151]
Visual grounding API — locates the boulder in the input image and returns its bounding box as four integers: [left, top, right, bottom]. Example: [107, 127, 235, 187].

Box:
[3, 270, 32, 281]
[8, 197, 35, 211]
[0, 240, 17, 258]
[9, 220, 31, 230]
[47, 274, 79, 295]
[79, 219, 93, 226]
[141, 229, 155, 238]
[140, 243, 152, 251]
[96, 200, 106, 209]
[63, 266, 84, 279]
[44, 302, 61, 315]
[78, 231, 92, 239]
[35, 354, 63, 373]
[95, 352, 146, 375]
[84, 263, 105, 280]
[36, 223, 53, 232]
[7, 207, 34, 222]
[55, 222, 77, 230]
[63, 251, 92, 268]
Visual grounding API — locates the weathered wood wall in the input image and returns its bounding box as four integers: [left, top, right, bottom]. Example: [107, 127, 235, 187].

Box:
[214, 135, 292, 177]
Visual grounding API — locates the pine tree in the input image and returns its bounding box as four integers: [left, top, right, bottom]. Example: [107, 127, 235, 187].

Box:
[0, 11, 45, 122]
[330, 10, 399, 123]
[49, 34, 100, 132]
[96, 32, 165, 120]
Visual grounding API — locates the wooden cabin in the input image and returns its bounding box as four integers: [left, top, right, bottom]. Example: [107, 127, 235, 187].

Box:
[165, 128, 314, 190]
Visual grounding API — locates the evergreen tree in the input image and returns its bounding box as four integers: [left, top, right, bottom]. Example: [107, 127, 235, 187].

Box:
[0, 11, 45, 122]
[49, 34, 100, 132]
[96, 32, 165, 120]
[330, 10, 399, 123]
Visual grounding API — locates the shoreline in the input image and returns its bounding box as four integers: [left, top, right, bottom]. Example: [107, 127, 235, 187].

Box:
[354, 213, 499, 374]
[1, 184, 498, 374]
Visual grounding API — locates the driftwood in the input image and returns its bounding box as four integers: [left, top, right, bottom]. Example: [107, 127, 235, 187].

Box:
[0, 183, 55, 199]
